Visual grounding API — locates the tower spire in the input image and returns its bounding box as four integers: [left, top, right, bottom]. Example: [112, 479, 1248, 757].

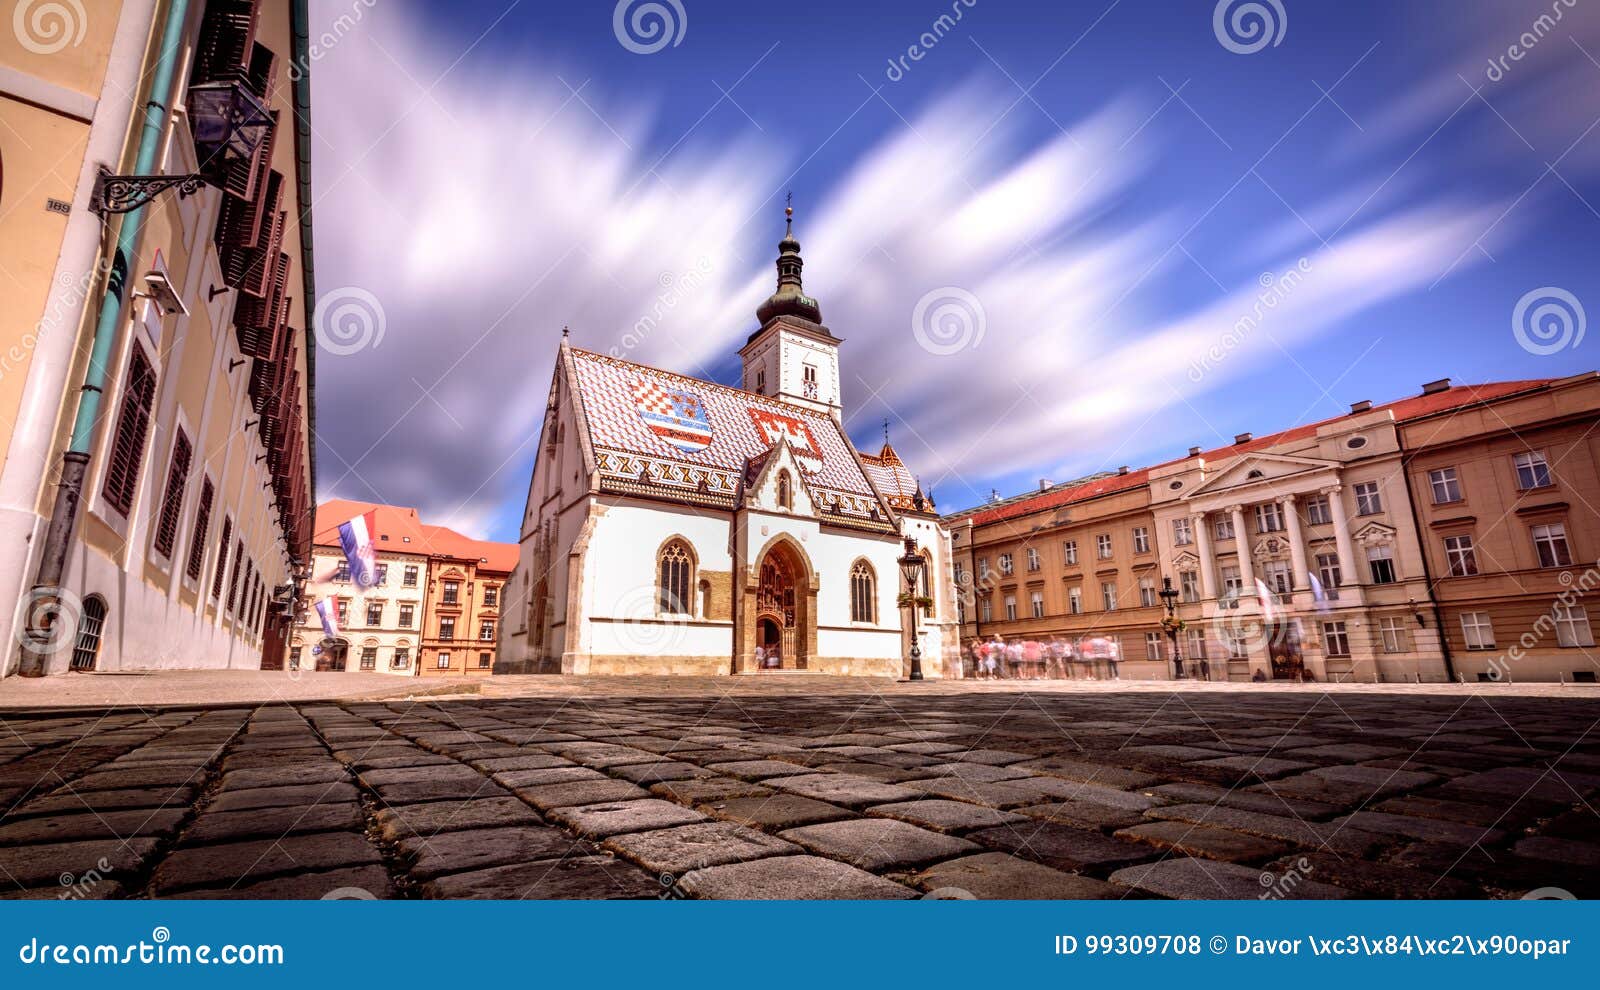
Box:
[756, 197, 823, 327]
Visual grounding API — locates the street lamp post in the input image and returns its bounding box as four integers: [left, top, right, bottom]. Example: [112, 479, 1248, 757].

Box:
[1159, 576, 1186, 680]
[898, 536, 927, 681]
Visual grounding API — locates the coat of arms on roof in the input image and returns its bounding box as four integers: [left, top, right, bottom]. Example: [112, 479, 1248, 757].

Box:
[632, 379, 713, 453]
[748, 407, 822, 472]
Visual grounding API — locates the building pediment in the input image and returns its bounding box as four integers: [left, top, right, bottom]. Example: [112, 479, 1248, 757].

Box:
[1171, 550, 1200, 568]
[1352, 521, 1397, 546]
[1185, 451, 1339, 499]
[1251, 534, 1296, 560]
[741, 436, 817, 517]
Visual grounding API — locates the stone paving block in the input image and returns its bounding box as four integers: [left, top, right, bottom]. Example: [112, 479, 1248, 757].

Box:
[1145, 803, 1387, 856]
[1377, 793, 1557, 829]
[603, 821, 801, 875]
[0, 838, 159, 889]
[608, 761, 715, 786]
[400, 825, 589, 879]
[707, 760, 818, 781]
[180, 803, 364, 845]
[168, 865, 398, 900]
[548, 799, 707, 839]
[492, 767, 605, 789]
[369, 777, 504, 805]
[1116, 820, 1294, 863]
[945, 749, 1033, 766]
[542, 742, 661, 768]
[1110, 856, 1353, 900]
[1193, 755, 1318, 780]
[1147, 782, 1341, 820]
[1437, 766, 1599, 803]
[1512, 835, 1600, 868]
[1330, 811, 1502, 846]
[468, 754, 574, 773]
[422, 855, 657, 899]
[867, 799, 1028, 834]
[0, 808, 187, 847]
[913, 762, 1034, 783]
[814, 762, 933, 783]
[766, 773, 924, 807]
[1014, 757, 1165, 789]
[967, 821, 1157, 873]
[1269, 852, 1478, 899]
[1015, 801, 1146, 831]
[151, 832, 380, 894]
[65, 767, 205, 792]
[208, 781, 360, 812]
[219, 764, 349, 791]
[359, 764, 485, 787]
[915, 852, 1127, 899]
[779, 818, 978, 872]
[677, 855, 917, 900]
[343, 752, 457, 772]
[700, 794, 854, 832]
[513, 778, 649, 812]
[906, 777, 1088, 810]
[1283, 743, 1405, 762]
[651, 777, 773, 805]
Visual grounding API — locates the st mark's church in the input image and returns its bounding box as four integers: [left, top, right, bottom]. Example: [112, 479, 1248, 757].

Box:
[499, 211, 958, 676]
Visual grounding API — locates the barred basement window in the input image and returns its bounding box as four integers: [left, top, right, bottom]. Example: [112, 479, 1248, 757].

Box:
[212, 516, 233, 598]
[153, 430, 192, 558]
[657, 540, 693, 613]
[850, 560, 875, 623]
[102, 345, 158, 516]
[186, 479, 214, 580]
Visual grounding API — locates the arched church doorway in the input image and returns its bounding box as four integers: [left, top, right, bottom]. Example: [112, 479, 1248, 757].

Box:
[757, 617, 781, 668]
[751, 539, 812, 670]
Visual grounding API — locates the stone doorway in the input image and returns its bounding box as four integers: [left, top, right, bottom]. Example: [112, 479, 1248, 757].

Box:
[1268, 622, 1304, 680]
[741, 537, 815, 672]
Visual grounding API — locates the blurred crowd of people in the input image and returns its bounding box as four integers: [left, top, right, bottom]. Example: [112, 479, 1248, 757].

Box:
[961, 635, 1123, 680]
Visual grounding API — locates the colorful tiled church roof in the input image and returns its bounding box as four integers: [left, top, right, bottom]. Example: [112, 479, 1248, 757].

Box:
[860, 443, 932, 514]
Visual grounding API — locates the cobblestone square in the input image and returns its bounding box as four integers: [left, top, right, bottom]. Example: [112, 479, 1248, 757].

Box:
[3, 682, 1597, 900]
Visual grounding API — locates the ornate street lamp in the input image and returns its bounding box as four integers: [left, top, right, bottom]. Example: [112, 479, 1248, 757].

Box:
[1159, 575, 1186, 680]
[90, 79, 273, 215]
[898, 536, 927, 681]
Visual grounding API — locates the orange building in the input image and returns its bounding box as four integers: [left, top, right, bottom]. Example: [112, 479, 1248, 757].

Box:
[419, 532, 515, 677]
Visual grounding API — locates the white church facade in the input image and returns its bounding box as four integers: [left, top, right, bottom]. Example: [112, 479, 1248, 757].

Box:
[499, 211, 959, 677]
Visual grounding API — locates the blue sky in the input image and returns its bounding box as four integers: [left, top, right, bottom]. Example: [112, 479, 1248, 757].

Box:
[306, 0, 1599, 541]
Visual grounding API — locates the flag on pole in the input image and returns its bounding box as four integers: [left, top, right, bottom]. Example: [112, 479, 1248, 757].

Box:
[337, 511, 379, 589]
[315, 597, 340, 639]
[1255, 578, 1277, 623]
[1307, 571, 1331, 612]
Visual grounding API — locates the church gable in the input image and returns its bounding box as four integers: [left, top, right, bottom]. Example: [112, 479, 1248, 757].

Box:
[742, 438, 817, 517]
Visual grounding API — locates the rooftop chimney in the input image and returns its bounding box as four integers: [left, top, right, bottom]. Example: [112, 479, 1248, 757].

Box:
[1234, 432, 1253, 445]
[1118, 466, 1130, 475]
[1188, 446, 1202, 457]
[1349, 400, 1372, 413]
[1039, 479, 1052, 492]
[1421, 378, 1451, 395]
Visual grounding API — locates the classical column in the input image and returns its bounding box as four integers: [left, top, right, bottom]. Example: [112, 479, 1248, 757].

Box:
[1228, 504, 1255, 591]
[1280, 494, 1309, 592]
[1324, 484, 1360, 586]
[1192, 511, 1218, 601]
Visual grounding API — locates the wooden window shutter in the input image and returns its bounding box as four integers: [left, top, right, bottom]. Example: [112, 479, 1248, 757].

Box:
[153, 429, 193, 557]
[228, 539, 245, 613]
[186, 479, 215, 580]
[213, 516, 234, 599]
[101, 346, 158, 516]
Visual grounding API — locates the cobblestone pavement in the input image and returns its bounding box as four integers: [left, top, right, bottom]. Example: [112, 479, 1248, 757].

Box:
[2, 689, 1598, 900]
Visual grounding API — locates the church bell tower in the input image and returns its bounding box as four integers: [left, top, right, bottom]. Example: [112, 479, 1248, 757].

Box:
[739, 204, 843, 421]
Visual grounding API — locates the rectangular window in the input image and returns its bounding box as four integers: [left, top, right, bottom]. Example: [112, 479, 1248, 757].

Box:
[1138, 577, 1157, 608]
[334, 560, 351, 582]
[483, 586, 499, 607]
[1514, 450, 1552, 490]
[1101, 582, 1118, 611]
[1025, 548, 1040, 572]
[153, 430, 192, 558]
[1029, 591, 1045, 619]
[227, 541, 245, 614]
[1429, 467, 1463, 505]
[1133, 527, 1151, 553]
[403, 565, 419, 587]
[478, 652, 493, 669]
[1169, 519, 1191, 547]
[1378, 616, 1407, 654]
[212, 516, 233, 599]
[1062, 541, 1077, 566]
[1068, 587, 1082, 615]
[360, 647, 377, 671]
[1367, 544, 1397, 584]
[1220, 565, 1242, 602]
[399, 603, 414, 628]
[953, 563, 966, 586]
[185, 478, 214, 581]
[1315, 552, 1342, 598]
[1444, 535, 1478, 577]
[1322, 621, 1350, 658]
[1227, 635, 1249, 659]
[289, 647, 302, 670]
[999, 553, 1014, 575]
[978, 557, 990, 579]
[1304, 495, 1331, 526]
[1554, 605, 1595, 648]
[1255, 502, 1284, 533]
[1003, 595, 1017, 621]
[1532, 523, 1573, 568]
[1180, 570, 1199, 603]
[1263, 560, 1292, 598]
[101, 345, 158, 516]
[479, 620, 496, 641]
[443, 580, 460, 604]
[392, 648, 410, 669]
[1460, 611, 1496, 650]
[980, 597, 993, 622]
[374, 563, 388, 585]
[1353, 481, 1383, 515]
[1097, 534, 1113, 559]
[1186, 627, 1206, 659]
[440, 617, 456, 640]
[437, 651, 452, 669]
[1145, 632, 1164, 661]
[335, 599, 349, 626]
[366, 602, 383, 626]
[1214, 516, 1235, 540]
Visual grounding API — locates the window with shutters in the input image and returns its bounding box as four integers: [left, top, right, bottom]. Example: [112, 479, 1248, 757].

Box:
[153, 430, 193, 559]
[227, 540, 245, 613]
[212, 516, 233, 599]
[186, 478, 214, 580]
[101, 346, 158, 516]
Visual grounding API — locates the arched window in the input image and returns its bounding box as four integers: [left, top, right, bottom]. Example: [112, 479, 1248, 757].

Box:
[777, 471, 792, 510]
[71, 595, 108, 671]
[850, 560, 875, 623]
[658, 540, 693, 614]
[698, 579, 712, 620]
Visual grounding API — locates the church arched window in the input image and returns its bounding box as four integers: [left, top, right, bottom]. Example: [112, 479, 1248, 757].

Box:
[657, 540, 694, 614]
[850, 559, 876, 624]
[777, 471, 793, 510]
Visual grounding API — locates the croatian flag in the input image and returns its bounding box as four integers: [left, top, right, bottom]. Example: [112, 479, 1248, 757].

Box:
[1307, 571, 1332, 613]
[1255, 578, 1278, 622]
[315, 597, 340, 639]
[337, 511, 379, 589]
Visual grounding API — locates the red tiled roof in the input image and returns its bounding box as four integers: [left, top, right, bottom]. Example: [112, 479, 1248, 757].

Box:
[953, 379, 1554, 528]
[313, 500, 517, 574]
